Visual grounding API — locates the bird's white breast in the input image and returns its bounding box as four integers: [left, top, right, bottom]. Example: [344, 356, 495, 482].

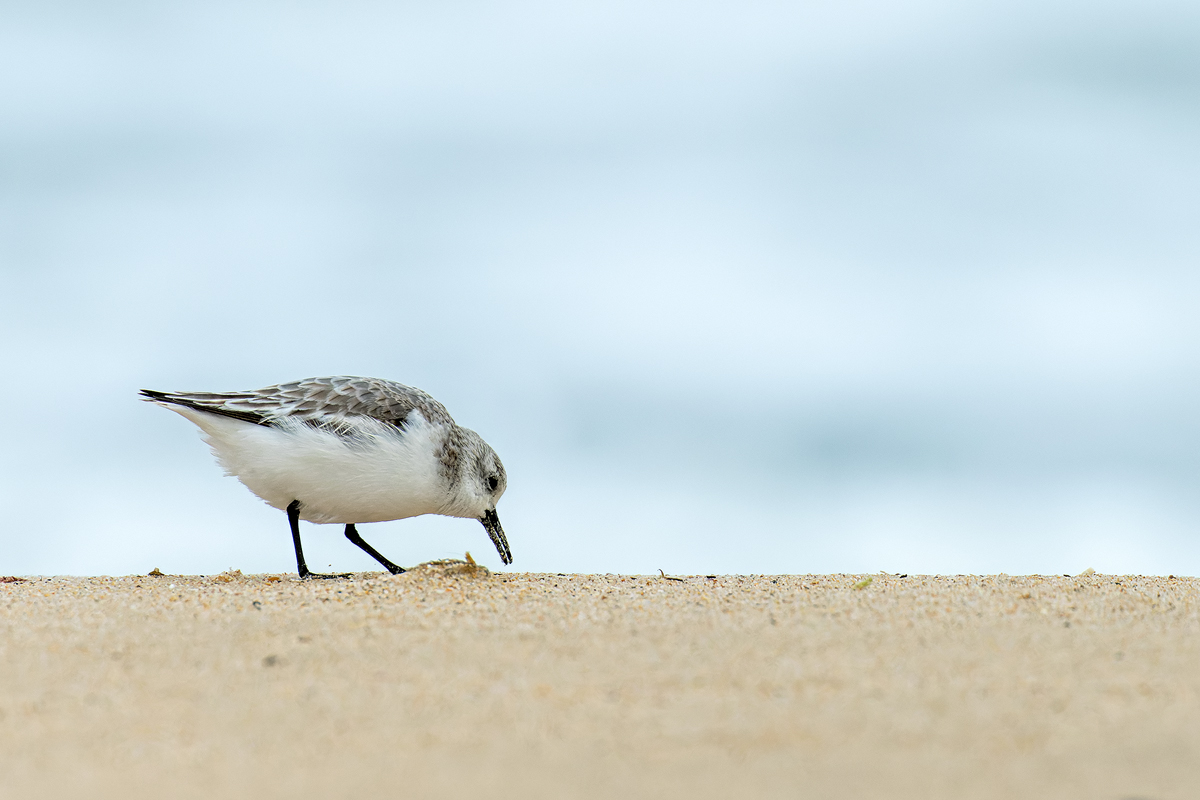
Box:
[168, 406, 449, 524]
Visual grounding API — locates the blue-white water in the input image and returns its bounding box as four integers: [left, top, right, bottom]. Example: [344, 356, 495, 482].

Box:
[3, 0, 1199, 575]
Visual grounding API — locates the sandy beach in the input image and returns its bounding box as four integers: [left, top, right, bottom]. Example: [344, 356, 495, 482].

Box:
[1, 565, 1196, 799]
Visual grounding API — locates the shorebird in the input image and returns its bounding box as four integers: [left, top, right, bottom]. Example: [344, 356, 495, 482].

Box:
[141, 376, 510, 578]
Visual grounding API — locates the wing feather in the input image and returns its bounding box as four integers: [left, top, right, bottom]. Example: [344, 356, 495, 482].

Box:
[140, 376, 454, 430]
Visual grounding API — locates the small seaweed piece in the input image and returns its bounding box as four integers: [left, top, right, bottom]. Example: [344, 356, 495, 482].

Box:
[852, 577, 873, 590]
[658, 569, 685, 582]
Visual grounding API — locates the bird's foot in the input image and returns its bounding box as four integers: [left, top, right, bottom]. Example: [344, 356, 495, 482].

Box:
[299, 571, 353, 580]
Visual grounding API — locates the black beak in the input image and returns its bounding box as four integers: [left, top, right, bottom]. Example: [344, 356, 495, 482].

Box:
[480, 508, 512, 565]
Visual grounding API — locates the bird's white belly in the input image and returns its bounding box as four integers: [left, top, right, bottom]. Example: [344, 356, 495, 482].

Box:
[172, 407, 448, 524]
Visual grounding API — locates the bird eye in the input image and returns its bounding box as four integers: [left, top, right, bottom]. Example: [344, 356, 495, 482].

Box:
[487, 475, 499, 492]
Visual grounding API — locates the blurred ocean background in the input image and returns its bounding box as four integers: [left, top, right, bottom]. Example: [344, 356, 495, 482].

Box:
[2, 0, 1199, 576]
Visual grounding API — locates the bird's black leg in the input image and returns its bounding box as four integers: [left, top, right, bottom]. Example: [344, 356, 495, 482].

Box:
[344, 524, 406, 575]
[287, 500, 309, 576]
[287, 501, 351, 580]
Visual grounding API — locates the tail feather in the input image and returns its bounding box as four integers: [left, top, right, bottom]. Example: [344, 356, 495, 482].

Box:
[140, 389, 268, 425]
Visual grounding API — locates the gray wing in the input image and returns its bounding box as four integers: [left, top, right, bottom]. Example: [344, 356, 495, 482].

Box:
[140, 376, 454, 429]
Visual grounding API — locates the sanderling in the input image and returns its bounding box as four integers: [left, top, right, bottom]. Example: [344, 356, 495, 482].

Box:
[141, 376, 511, 578]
